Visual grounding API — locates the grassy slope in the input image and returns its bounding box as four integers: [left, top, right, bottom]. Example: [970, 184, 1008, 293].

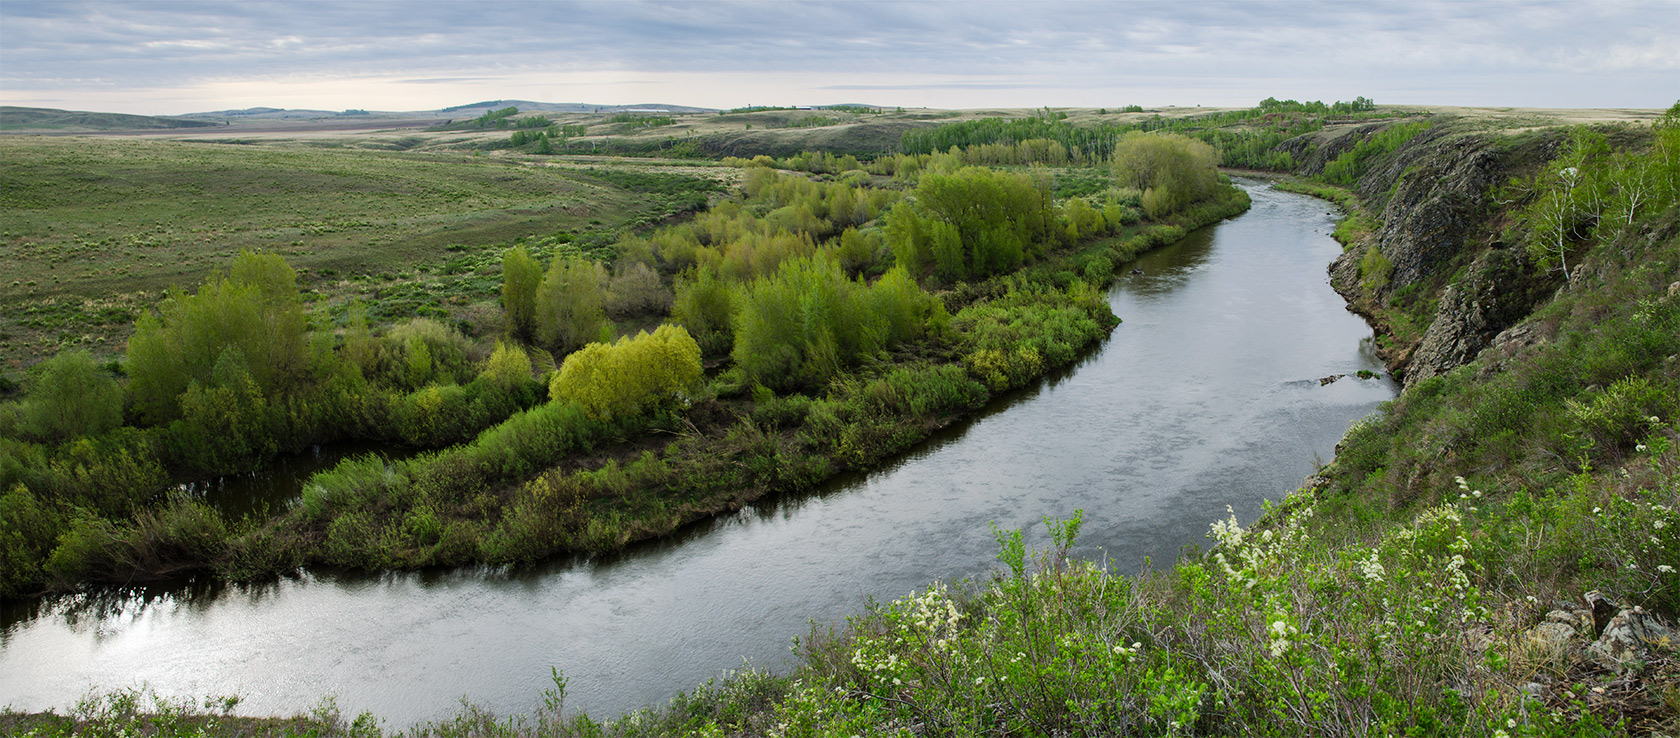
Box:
[0, 106, 221, 132]
[0, 137, 723, 371]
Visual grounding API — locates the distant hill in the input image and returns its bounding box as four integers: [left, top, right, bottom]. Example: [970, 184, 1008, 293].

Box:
[432, 100, 717, 115]
[0, 106, 222, 132]
[177, 108, 356, 121]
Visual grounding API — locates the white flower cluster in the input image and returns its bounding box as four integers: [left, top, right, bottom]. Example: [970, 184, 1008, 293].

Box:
[1209, 504, 1308, 590]
[850, 645, 900, 674]
[1359, 549, 1386, 584]
[1455, 476, 1484, 512]
[905, 582, 964, 650]
[1268, 616, 1300, 658]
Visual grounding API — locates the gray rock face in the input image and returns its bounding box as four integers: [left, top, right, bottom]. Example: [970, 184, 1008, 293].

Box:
[1369, 137, 1501, 292]
[1318, 124, 1568, 386]
[1406, 249, 1550, 388]
[1586, 606, 1675, 674]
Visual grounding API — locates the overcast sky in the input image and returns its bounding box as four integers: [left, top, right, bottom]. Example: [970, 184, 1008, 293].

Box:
[2, 0, 1676, 115]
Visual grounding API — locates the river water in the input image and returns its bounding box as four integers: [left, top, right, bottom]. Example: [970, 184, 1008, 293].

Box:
[0, 181, 1396, 727]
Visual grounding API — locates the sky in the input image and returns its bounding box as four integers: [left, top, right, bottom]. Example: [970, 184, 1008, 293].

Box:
[1, 0, 1677, 115]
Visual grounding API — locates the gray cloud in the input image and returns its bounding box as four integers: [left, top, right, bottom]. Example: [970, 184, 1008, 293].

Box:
[2, 0, 1675, 110]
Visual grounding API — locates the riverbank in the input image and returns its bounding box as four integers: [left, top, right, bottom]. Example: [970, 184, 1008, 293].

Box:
[5, 176, 1385, 732]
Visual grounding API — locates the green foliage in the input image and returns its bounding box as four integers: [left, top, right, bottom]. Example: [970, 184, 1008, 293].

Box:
[387, 318, 475, 388]
[607, 113, 675, 129]
[21, 349, 123, 442]
[899, 97, 1393, 170]
[887, 166, 1056, 281]
[1112, 132, 1221, 218]
[535, 257, 609, 356]
[126, 250, 308, 423]
[671, 267, 737, 358]
[0, 484, 63, 596]
[501, 245, 543, 341]
[955, 284, 1113, 391]
[1359, 244, 1394, 293]
[731, 257, 943, 390]
[481, 341, 534, 390]
[472, 106, 519, 128]
[548, 325, 703, 419]
[1509, 127, 1613, 277]
[1322, 121, 1431, 185]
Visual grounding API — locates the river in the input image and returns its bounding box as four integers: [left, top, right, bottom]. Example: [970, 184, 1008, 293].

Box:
[0, 180, 1396, 727]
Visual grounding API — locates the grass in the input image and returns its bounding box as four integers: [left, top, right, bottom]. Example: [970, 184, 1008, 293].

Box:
[0, 136, 724, 371]
[0, 106, 220, 132]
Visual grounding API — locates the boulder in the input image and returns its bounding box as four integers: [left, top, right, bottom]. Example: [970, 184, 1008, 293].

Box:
[1585, 606, 1676, 675]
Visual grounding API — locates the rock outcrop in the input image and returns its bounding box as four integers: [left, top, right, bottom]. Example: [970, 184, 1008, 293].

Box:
[1317, 121, 1564, 388]
[1406, 247, 1553, 386]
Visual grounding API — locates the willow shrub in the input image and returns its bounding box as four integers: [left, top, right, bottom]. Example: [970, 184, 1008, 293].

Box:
[732, 257, 945, 391]
[954, 282, 1115, 391]
[126, 250, 309, 423]
[1112, 131, 1221, 219]
[17, 350, 124, 443]
[549, 325, 703, 420]
[887, 166, 1058, 282]
[535, 256, 610, 357]
[671, 266, 737, 358]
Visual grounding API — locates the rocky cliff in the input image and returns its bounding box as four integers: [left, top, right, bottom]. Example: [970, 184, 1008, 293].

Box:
[1305, 121, 1566, 388]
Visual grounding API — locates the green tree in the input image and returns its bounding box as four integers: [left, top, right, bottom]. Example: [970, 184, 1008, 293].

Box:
[887, 166, 1056, 281]
[22, 350, 123, 442]
[1520, 128, 1610, 279]
[126, 250, 308, 422]
[535, 257, 609, 356]
[502, 245, 543, 341]
[1111, 132, 1220, 218]
[672, 266, 737, 357]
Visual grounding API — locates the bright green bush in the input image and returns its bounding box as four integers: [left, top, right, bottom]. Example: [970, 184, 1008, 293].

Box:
[549, 325, 703, 420]
[887, 166, 1057, 281]
[954, 284, 1112, 391]
[1359, 244, 1394, 293]
[481, 341, 534, 389]
[732, 257, 943, 390]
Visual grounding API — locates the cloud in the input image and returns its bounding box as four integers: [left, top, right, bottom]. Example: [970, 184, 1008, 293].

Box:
[2, 0, 1675, 112]
[823, 83, 1049, 91]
